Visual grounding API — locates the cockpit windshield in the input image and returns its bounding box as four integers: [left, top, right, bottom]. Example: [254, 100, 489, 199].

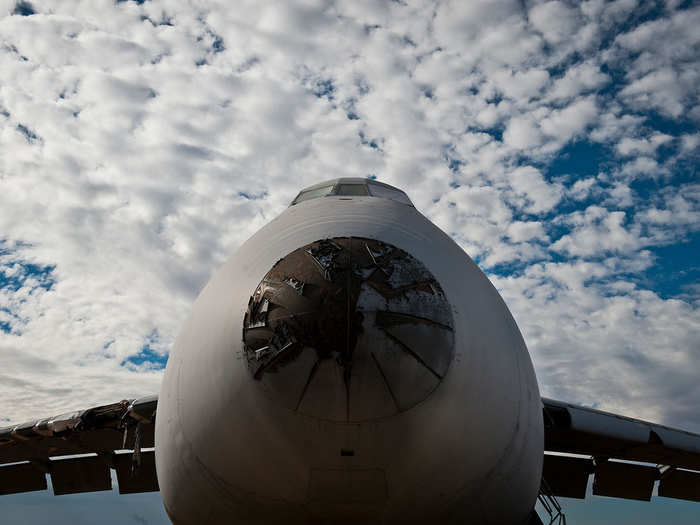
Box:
[336, 184, 369, 196]
[290, 178, 413, 207]
[293, 184, 335, 204]
[366, 182, 412, 205]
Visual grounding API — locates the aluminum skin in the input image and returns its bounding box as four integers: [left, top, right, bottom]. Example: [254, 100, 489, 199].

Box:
[155, 191, 543, 524]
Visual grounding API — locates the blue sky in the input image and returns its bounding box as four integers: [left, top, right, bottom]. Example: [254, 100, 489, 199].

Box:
[0, 0, 698, 523]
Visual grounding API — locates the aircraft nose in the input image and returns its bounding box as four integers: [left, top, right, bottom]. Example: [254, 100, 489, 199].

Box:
[242, 237, 455, 422]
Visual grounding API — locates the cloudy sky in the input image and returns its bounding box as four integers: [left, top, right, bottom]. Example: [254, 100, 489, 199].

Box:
[0, 0, 698, 522]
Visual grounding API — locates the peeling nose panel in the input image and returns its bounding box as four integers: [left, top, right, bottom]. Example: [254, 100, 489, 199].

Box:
[242, 238, 455, 422]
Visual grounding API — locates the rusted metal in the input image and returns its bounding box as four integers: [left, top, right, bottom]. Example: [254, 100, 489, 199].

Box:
[128, 395, 158, 424]
[242, 237, 455, 422]
[0, 396, 159, 496]
[0, 396, 156, 466]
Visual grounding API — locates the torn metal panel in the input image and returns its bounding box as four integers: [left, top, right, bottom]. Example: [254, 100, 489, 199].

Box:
[283, 276, 305, 294]
[10, 421, 39, 440]
[592, 461, 658, 501]
[246, 296, 269, 328]
[44, 411, 84, 434]
[0, 396, 157, 469]
[0, 462, 47, 495]
[305, 239, 343, 280]
[0, 396, 159, 497]
[50, 455, 112, 495]
[542, 454, 593, 499]
[243, 237, 454, 422]
[0, 427, 13, 444]
[129, 395, 158, 423]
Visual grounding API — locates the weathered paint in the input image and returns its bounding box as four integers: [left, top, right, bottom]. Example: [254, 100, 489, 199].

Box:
[155, 188, 543, 524]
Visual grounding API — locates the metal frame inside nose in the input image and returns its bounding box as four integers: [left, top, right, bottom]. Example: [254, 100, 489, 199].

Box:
[242, 237, 455, 423]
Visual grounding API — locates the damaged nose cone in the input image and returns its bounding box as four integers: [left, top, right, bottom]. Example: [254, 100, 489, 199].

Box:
[243, 238, 455, 422]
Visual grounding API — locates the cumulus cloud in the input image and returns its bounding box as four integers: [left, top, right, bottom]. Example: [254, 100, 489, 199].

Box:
[495, 260, 700, 426]
[504, 114, 545, 150]
[490, 67, 550, 101]
[0, 0, 697, 448]
[529, 1, 581, 45]
[503, 96, 599, 154]
[611, 4, 700, 119]
[616, 133, 672, 157]
[540, 96, 599, 142]
[551, 206, 643, 257]
[507, 165, 564, 214]
[546, 60, 610, 102]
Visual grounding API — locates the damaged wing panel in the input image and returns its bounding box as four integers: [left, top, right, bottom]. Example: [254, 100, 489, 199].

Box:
[0, 395, 158, 497]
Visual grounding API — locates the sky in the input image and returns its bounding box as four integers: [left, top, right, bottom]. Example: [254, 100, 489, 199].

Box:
[0, 0, 698, 523]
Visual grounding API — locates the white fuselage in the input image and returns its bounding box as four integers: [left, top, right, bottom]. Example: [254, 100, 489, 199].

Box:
[155, 195, 543, 524]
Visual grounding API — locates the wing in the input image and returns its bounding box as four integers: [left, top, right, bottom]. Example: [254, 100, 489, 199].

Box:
[543, 397, 700, 502]
[0, 395, 158, 496]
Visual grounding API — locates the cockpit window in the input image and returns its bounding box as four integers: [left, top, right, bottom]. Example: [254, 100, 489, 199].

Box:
[367, 182, 412, 205]
[293, 184, 334, 204]
[336, 184, 369, 196]
[290, 179, 413, 206]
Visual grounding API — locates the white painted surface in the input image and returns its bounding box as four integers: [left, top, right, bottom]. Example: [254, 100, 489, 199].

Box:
[155, 193, 543, 524]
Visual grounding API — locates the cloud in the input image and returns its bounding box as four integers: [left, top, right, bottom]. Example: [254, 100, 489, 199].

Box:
[494, 258, 700, 426]
[503, 113, 545, 150]
[490, 68, 550, 101]
[0, 0, 697, 446]
[502, 96, 599, 154]
[679, 132, 700, 154]
[619, 68, 689, 118]
[507, 165, 564, 214]
[618, 156, 669, 180]
[611, 4, 700, 119]
[433, 0, 542, 68]
[546, 60, 610, 102]
[529, 1, 581, 45]
[540, 96, 599, 142]
[551, 206, 643, 257]
[615, 133, 672, 157]
[640, 183, 700, 233]
[506, 220, 549, 243]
